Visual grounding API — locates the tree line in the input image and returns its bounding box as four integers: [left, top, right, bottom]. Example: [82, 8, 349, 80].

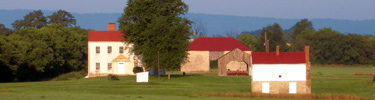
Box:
[1, 8, 373, 82]
[236, 19, 375, 65]
[0, 10, 88, 82]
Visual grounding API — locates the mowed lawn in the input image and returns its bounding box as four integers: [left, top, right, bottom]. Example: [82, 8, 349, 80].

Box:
[0, 66, 374, 100]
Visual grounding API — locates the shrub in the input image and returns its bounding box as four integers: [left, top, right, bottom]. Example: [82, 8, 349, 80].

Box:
[133, 67, 143, 73]
[53, 70, 86, 81]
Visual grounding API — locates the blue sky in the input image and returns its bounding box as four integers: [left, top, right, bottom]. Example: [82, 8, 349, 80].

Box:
[1, 0, 375, 20]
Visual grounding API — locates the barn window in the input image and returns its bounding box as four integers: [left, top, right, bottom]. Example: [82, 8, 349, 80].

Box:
[108, 63, 112, 70]
[96, 46, 100, 53]
[119, 46, 124, 53]
[108, 46, 112, 53]
[96, 63, 100, 71]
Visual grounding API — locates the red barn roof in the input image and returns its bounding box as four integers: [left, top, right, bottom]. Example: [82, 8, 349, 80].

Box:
[252, 52, 306, 64]
[88, 31, 124, 42]
[189, 37, 252, 51]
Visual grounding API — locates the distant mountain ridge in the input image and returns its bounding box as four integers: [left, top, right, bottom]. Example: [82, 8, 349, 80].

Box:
[1, 9, 374, 36]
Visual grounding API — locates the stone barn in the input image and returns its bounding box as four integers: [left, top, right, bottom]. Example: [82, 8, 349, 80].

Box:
[217, 48, 252, 76]
[251, 46, 311, 94]
[181, 37, 251, 73]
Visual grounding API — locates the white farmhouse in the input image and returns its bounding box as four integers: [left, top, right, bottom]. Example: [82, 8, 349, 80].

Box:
[251, 46, 311, 94]
[86, 23, 142, 77]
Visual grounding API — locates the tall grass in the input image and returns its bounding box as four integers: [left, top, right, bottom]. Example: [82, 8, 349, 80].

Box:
[52, 70, 87, 81]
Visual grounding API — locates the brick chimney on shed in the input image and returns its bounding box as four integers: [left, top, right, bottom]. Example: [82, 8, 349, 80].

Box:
[276, 45, 279, 56]
[108, 23, 116, 31]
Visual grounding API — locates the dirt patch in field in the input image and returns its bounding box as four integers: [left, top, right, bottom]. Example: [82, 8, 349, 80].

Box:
[312, 76, 371, 80]
[0, 89, 11, 93]
[354, 73, 374, 76]
[70, 78, 77, 80]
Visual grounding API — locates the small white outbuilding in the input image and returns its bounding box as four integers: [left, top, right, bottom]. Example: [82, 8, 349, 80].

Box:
[251, 46, 311, 94]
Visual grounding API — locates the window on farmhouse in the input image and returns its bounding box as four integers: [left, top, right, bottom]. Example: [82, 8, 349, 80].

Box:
[96, 63, 100, 71]
[119, 46, 124, 53]
[96, 46, 100, 53]
[108, 46, 112, 53]
[108, 63, 112, 70]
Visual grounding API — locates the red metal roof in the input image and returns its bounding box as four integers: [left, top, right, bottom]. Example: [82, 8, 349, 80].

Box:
[252, 52, 306, 64]
[88, 31, 124, 42]
[189, 37, 252, 51]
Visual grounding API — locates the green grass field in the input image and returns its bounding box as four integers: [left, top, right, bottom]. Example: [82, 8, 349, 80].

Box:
[0, 66, 374, 100]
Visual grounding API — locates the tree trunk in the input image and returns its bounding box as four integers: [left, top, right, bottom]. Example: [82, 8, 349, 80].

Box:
[168, 70, 171, 80]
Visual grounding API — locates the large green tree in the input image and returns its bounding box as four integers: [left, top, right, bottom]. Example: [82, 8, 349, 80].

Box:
[1, 9, 87, 82]
[255, 23, 288, 52]
[118, 0, 191, 79]
[0, 24, 13, 36]
[0, 35, 25, 82]
[290, 29, 315, 52]
[290, 19, 314, 43]
[12, 10, 47, 30]
[307, 28, 344, 64]
[302, 28, 372, 64]
[236, 33, 257, 51]
[0, 24, 88, 82]
[291, 28, 375, 65]
[48, 10, 76, 27]
[340, 34, 369, 64]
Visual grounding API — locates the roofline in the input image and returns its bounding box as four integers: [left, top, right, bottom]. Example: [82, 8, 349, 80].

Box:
[252, 63, 306, 65]
[189, 37, 252, 51]
[252, 52, 305, 53]
[188, 50, 252, 51]
[216, 48, 251, 60]
[88, 30, 123, 32]
[88, 41, 123, 42]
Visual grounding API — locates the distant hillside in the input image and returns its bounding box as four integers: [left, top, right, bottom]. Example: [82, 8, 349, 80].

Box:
[0, 9, 122, 31]
[1, 9, 374, 36]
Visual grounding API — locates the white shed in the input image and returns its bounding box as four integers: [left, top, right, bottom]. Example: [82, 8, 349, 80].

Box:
[251, 46, 311, 94]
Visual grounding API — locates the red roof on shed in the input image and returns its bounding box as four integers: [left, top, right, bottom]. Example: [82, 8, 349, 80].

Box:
[189, 37, 252, 51]
[88, 31, 124, 42]
[252, 52, 306, 64]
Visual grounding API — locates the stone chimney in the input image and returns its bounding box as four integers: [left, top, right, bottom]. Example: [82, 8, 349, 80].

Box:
[108, 23, 116, 31]
[304, 46, 310, 63]
[304, 45, 311, 94]
[276, 45, 279, 56]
